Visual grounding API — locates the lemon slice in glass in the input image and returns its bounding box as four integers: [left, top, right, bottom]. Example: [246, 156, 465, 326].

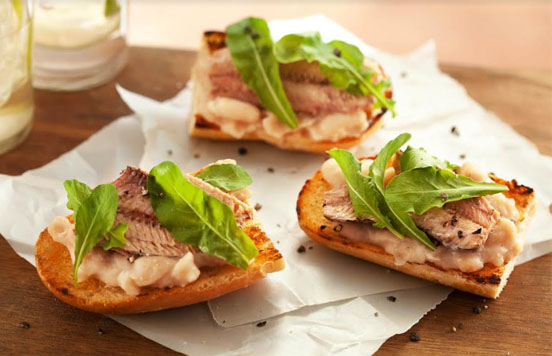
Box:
[0, 0, 29, 108]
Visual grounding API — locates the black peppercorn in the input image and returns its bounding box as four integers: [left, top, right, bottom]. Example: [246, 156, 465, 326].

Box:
[409, 332, 420, 342]
[451, 126, 460, 136]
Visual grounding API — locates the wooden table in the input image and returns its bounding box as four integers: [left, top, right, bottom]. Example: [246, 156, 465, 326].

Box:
[0, 47, 550, 356]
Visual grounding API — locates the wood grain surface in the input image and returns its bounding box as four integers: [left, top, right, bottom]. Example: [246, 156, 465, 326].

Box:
[0, 47, 550, 356]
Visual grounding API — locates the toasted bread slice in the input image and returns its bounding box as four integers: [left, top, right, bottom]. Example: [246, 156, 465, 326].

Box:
[297, 168, 535, 299]
[36, 217, 284, 314]
[35, 163, 285, 314]
[189, 31, 389, 153]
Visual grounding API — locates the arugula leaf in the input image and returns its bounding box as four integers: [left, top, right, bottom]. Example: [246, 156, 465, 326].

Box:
[226, 17, 298, 129]
[148, 161, 258, 270]
[197, 163, 252, 191]
[73, 184, 119, 283]
[400, 146, 459, 172]
[385, 166, 508, 215]
[364, 134, 435, 250]
[103, 223, 128, 250]
[327, 149, 401, 235]
[381, 203, 435, 249]
[274, 32, 396, 116]
[369, 133, 411, 192]
[328, 134, 509, 250]
[64, 180, 128, 281]
[64, 180, 92, 212]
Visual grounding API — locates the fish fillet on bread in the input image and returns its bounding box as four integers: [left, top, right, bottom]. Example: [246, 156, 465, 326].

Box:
[297, 154, 535, 299]
[36, 161, 284, 314]
[189, 31, 391, 153]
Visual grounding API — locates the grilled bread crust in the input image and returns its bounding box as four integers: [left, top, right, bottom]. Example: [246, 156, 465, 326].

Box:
[297, 167, 535, 299]
[190, 31, 388, 153]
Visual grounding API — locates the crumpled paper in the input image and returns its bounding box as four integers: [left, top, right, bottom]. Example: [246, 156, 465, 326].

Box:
[117, 14, 552, 328]
[113, 285, 451, 356]
[0, 14, 551, 356]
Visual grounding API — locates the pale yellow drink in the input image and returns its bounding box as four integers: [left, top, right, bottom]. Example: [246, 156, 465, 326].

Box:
[33, 0, 127, 91]
[0, 1, 34, 154]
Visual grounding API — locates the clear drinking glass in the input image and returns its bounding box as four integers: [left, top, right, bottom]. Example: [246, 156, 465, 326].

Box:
[33, 0, 128, 91]
[0, 0, 34, 155]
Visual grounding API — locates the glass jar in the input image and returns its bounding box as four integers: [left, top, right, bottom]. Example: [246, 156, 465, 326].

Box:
[0, 0, 34, 155]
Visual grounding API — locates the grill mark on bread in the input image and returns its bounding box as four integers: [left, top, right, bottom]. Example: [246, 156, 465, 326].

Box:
[204, 31, 227, 53]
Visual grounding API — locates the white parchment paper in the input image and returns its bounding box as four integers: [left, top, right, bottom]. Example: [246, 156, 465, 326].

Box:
[117, 15, 552, 328]
[113, 285, 451, 356]
[0, 15, 550, 356]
